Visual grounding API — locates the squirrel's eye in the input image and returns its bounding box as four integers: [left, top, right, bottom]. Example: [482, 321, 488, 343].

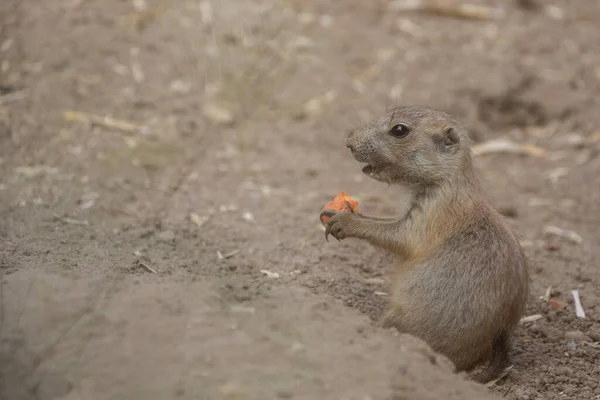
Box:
[389, 123, 411, 138]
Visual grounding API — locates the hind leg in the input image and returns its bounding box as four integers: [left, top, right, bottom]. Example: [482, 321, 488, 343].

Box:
[378, 307, 406, 331]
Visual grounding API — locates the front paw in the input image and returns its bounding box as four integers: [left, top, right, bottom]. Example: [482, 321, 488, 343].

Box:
[324, 212, 357, 242]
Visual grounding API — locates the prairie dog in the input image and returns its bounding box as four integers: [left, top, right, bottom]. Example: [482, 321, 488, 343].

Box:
[324, 106, 529, 384]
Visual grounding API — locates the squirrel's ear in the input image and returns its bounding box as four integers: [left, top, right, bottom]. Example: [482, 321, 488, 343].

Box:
[443, 127, 460, 147]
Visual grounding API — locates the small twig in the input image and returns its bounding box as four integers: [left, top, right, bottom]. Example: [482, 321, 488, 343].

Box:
[390, 0, 505, 21]
[63, 111, 149, 135]
[223, 249, 240, 259]
[138, 261, 157, 274]
[217, 249, 239, 260]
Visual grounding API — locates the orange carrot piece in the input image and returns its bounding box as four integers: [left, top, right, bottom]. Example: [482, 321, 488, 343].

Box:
[319, 192, 359, 226]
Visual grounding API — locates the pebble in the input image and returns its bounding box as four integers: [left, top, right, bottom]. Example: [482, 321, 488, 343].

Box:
[276, 389, 294, 398]
[158, 230, 175, 242]
[587, 326, 600, 341]
[513, 387, 531, 400]
[319, 15, 334, 27]
[548, 299, 566, 310]
[528, 324, 541, 334]
[540, 326, 562, 340]
[555, 366, 574, 376]
[498, 206, 518, 218]
[203, 103, 235, 125]
[298, 12, 314, 24]
[565, 330, 591, 342]
[169, 79, 191, 94]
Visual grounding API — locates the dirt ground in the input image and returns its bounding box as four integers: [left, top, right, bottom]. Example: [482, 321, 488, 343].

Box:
[1, 0, 600, 399]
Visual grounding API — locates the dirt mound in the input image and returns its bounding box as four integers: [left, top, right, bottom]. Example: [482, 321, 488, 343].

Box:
[1, 0, 599, 399]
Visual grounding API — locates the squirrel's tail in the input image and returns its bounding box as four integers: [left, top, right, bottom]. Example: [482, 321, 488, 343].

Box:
[473, 330, 514, 387]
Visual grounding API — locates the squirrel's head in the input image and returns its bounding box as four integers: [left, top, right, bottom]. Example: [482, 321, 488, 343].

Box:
[346, 106, 473, 187]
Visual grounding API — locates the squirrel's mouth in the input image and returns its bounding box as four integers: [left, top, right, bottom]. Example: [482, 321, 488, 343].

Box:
[361, 164, 379, 177]
[361, 163, 390, 182]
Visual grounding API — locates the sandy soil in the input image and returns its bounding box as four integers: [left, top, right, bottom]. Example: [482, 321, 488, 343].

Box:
[1, 0, 599, 399]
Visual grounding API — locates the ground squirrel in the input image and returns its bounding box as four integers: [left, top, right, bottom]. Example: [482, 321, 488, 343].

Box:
[323, 106, 529, 384]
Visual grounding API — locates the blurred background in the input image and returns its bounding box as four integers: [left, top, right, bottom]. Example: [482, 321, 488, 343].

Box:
[1, 1, 599, 399]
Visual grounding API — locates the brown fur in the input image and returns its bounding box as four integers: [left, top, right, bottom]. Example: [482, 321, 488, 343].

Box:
[325, 106, 529, 384]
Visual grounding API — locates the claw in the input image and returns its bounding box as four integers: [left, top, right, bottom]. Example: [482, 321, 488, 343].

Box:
[322, 209, 347, 242]
[325, 224, 341, 242]
[323, 213, 342, 242]
[322, 209, 337, 243]
[324, 221, 332, 242]
[320, 209, 338, 219]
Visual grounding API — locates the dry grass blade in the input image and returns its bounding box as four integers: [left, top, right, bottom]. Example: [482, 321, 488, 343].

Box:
[520, 314, 542, 324]
[543, 226, 583, 244]
[472, 139, 547, 157]
[15, 165, 58, 178]
[217, 248, 240, 260]
[53, 214, 89, 226]
[260, 269, 280, 278]
[223, 249, 240, 259]
[293, 90, 337, 120]
[189, 212, 210, 227]
[359, 277, 386, 285]
[203, 103, 235, 126]
[138, 261, 157, 274]
[61, 217, 89, 226]
[572, 290, 586, 318]
[543, 286, 552, 302]
[230, 305, 255, 314]
[63, 111, 149, 135]
[390, 0, 505, 21]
